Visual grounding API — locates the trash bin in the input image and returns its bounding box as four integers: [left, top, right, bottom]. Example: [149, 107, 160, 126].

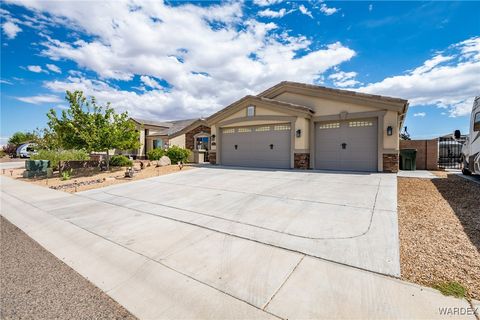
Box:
[400, 149, 417, 170]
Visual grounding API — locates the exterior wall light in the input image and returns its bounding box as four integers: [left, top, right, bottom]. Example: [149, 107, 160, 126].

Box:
[211, 134, 216, 141]
[387, 126, 393, 136]
[296, 129, 302, 138]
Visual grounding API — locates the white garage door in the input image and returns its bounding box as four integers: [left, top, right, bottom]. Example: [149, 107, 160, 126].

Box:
[220, 124, 291, 168]
[315, 119, 378, 172]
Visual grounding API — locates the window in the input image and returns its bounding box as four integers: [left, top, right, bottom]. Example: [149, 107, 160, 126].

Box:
[475, 112, 480, 132]
[153, 139, 163, 149]
[274, 125, 290, 131]
[247, 105, 255, 117]
[223, 128, 235, 134]
[349, 121, 373, 127]
[318, 122, 340, 129]
[255, 126, 270, 132]
[238, 127, 252, 133]
[196, 136, 209, 150]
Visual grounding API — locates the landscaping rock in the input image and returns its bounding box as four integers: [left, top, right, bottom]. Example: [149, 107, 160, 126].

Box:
[157, 156, 171, 167]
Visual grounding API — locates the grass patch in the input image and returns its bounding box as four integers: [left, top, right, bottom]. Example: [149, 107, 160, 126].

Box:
[433, 281, 467, 298]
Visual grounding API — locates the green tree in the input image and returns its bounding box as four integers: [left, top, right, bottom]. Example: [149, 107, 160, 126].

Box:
[47, 91, 140, 170]
[8, 131, 37, 145]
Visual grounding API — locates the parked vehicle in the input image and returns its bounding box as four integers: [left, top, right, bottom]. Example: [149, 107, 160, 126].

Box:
[16, 143, 38, 158]
[455, 96, 480, 175]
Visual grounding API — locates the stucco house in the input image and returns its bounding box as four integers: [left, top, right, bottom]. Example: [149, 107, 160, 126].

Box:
[128, 118, 211, 162]
[206, 81, 408, 172]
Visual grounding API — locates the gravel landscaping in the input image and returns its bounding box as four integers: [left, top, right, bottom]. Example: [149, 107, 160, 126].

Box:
[1, 163, 193, 193]
[398, 173, 480, 300]
[0, 216, 136, 320]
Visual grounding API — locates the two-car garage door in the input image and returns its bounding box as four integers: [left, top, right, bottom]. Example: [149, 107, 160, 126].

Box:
[219, 119, 378, 171]
[315, 119, 378, 172]
[221, 124, 291, 169]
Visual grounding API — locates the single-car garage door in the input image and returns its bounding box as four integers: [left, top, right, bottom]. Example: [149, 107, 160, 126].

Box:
[221, 124, 291, 168]
[315, 118, 378, 171]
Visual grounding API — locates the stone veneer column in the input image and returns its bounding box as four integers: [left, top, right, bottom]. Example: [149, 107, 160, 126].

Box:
[294, 153, 310, 169]
[208, 152, 217, 165]
[383, 153, 399, 173]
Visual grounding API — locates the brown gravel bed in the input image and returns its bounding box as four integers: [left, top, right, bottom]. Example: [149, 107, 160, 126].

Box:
[398, 174, 480, 300]
[1, 163, 193, 193]
[0, 216, 137, 320]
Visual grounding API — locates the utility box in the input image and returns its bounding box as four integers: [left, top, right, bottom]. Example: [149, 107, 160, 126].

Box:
[400, 149, 417, 170]
[23, 160, 50, 178]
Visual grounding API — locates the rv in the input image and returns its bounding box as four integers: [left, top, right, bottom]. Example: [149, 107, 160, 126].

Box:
[455, 96, 480, 175]
[16, 143, 37, 158]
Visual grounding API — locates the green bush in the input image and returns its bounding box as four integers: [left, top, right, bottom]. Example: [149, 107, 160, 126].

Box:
[61, 169, 72, 181]
[147, 148, 165, 161]
[165, 146, 191, 164]
[109, 155, 133, 167]
[31, 149, 90, 170]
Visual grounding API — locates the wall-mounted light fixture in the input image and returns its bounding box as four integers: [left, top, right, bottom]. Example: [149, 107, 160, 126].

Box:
[211, 134, 216, 141]
[296, 129, 302, 138]
[387, 126, 393, 136]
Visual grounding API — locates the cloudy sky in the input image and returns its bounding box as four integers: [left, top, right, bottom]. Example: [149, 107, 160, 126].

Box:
[1, 0, 479, 143]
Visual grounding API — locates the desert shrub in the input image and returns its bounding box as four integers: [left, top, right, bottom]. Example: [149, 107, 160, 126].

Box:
[31, 149, 89, 170]
[147, 148, 165, 161]
[61, 169, 72, 181]
[165, 146, 191, 164]
[2, 143, 17, 157]
[109, 155, 133, 167]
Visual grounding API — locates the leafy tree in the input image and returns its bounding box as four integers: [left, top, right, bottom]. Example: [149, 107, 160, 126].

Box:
[47, 91, 140, 170]
[8, 131, 37, 145]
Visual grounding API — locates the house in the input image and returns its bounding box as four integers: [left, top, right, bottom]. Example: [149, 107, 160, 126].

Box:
[206, 81, 409, 172]
[127, 118, 211, 162]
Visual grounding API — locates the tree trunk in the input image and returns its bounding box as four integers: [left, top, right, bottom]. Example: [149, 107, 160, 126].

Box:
[106, 149, 110, 171]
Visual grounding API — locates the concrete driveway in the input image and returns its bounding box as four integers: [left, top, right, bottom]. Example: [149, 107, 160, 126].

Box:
[82, 166, 400, 276]
[1, 170, 474, 319]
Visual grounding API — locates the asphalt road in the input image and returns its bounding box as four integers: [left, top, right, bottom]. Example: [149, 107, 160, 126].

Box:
[0, 215, 136, 320]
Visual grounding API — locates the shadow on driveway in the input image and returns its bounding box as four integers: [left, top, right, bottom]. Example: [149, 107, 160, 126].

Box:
[431, 174, 480, 252]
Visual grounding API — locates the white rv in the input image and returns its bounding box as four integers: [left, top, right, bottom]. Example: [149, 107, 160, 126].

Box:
[456, 96, 480, 175]
[16, 143, 37, 158]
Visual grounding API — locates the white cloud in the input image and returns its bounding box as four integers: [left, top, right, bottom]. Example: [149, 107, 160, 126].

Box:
[27, 65, 43, 73]
[329, 71, 360, 87]
[299, 5, 313, 18]
[2, 21, 21, 39]
[413, 112, 426, 117]
[16, 94, 63, 104]
[46, 63, 61, 73]
[253, 0, 283, 7]
[0, 79, 13, 85]
[319, 3, 339, 16]
[140, 75, 163, 90]
[6, 1, 355, 120]
[359, 36, 480, 117]
[258, 8, 288, 18]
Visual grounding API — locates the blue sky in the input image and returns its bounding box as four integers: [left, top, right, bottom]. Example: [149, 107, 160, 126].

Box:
[1, 1, 479, 144]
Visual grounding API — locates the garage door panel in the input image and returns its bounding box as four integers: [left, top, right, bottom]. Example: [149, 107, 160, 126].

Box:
[315, 119, 377, 172]
[221, 124, 291, 169]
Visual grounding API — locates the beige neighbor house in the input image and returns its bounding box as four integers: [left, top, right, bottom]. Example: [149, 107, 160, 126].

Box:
[206, 81, 409, 172]
[127, 118, 211, 163]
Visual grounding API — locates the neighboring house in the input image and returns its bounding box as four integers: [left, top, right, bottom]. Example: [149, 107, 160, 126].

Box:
[127, 118, 211, 162]
[206, 81, 409, 172]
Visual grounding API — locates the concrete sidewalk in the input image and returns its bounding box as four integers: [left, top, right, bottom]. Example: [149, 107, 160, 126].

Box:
[0, 176, 475, 319]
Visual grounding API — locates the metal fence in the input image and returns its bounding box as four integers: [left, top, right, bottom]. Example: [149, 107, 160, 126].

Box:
[438, 137, 465, 169]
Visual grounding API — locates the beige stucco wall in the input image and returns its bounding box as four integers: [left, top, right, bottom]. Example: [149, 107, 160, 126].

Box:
[275, 92, 379, 115]
[169, 134, 186, 148]
[383, 111, 399, 150]
[294, 117, 309, 150]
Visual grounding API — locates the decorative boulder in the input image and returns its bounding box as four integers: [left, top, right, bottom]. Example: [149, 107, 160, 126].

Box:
[157, 156, 171, 167]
